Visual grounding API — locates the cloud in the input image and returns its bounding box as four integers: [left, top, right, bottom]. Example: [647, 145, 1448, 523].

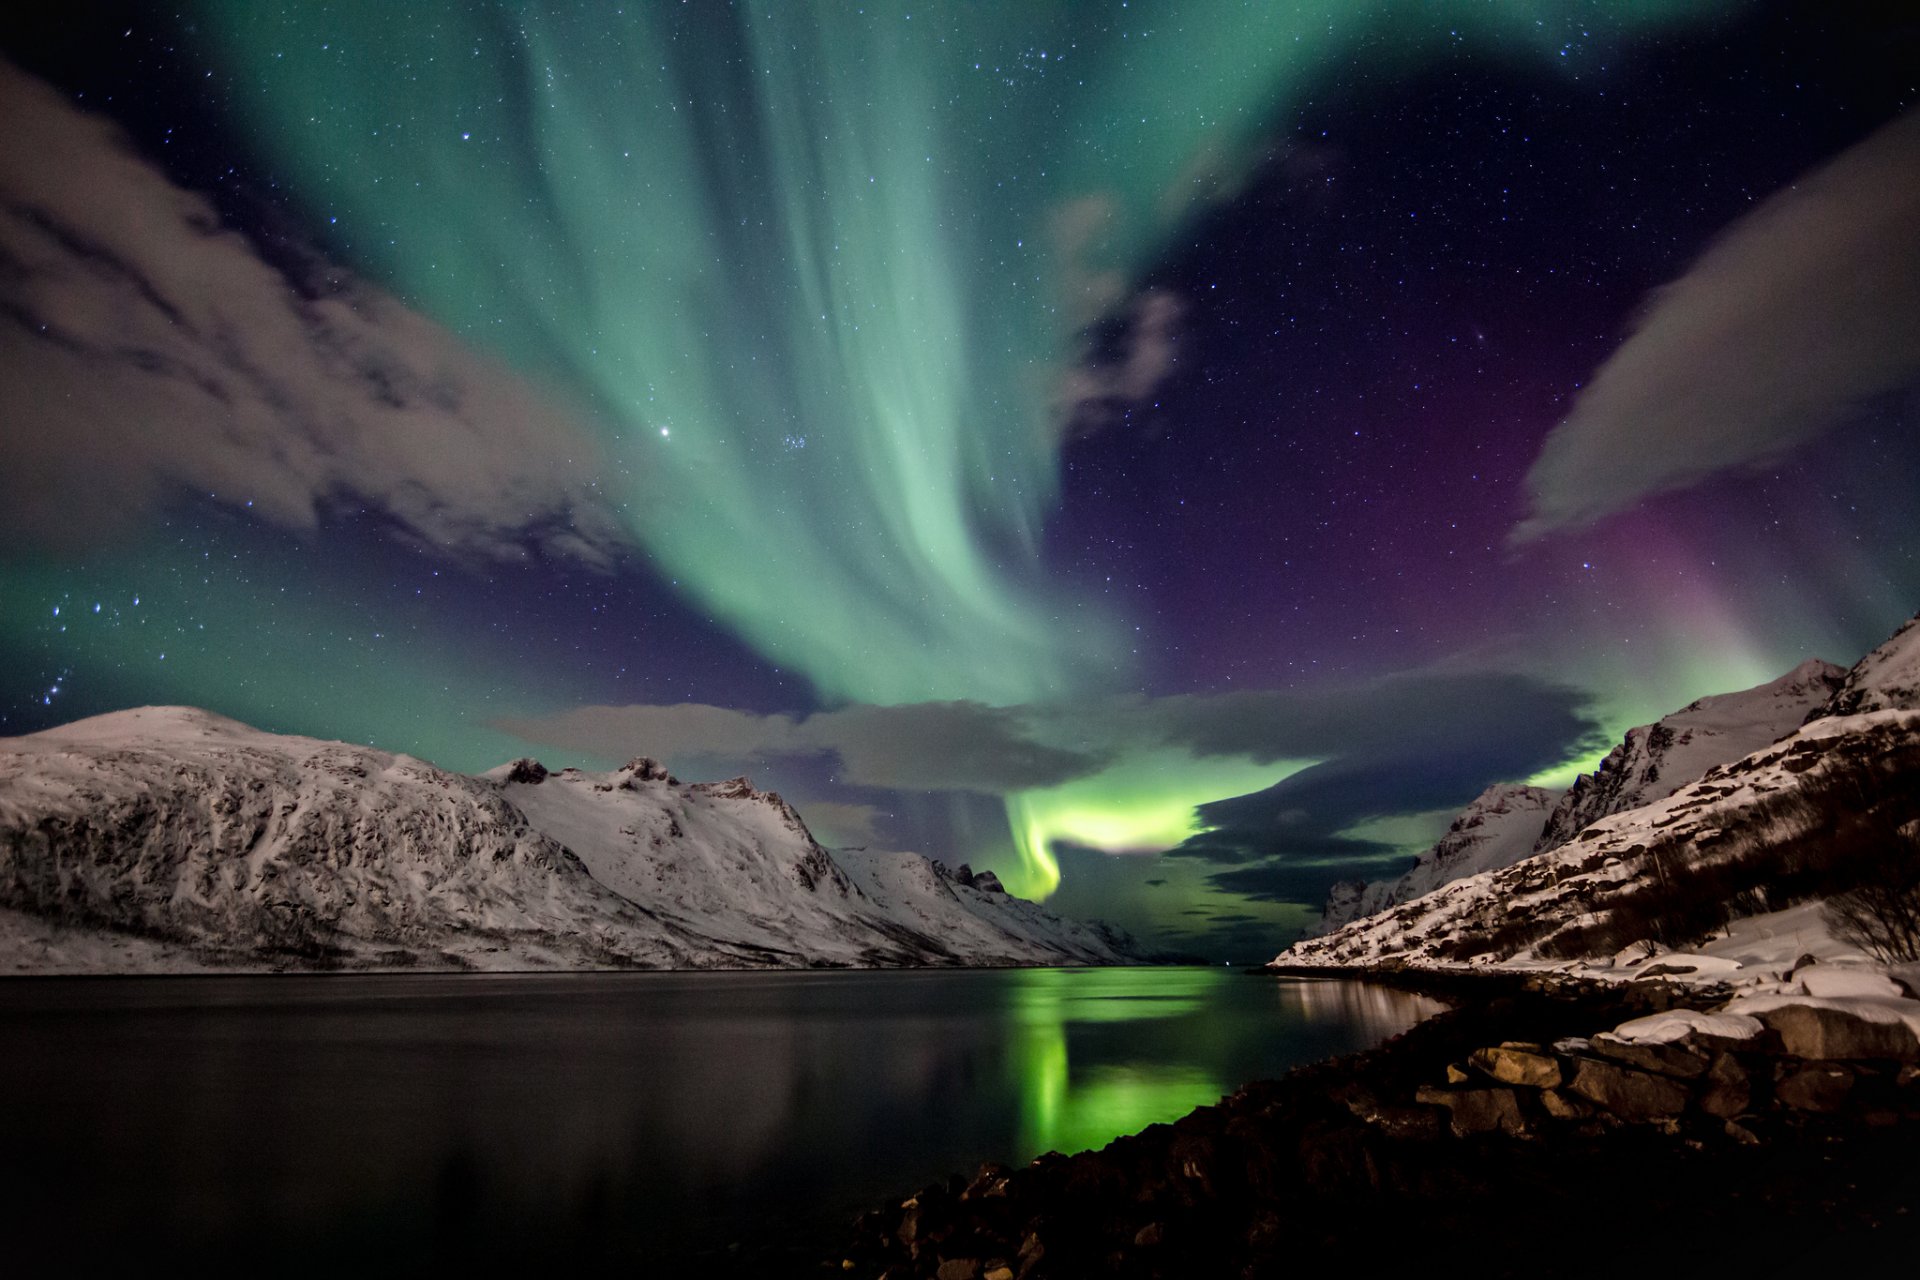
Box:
[789, 801, 889, 848]
[1056, 290, 1184, 436]
[1513, 109, 1920, 542]
[497, 700, 1106, 794]
[0, 60, 623, 563]
[503, 666, 1600, 890]
[1205, 861, 1372, 906]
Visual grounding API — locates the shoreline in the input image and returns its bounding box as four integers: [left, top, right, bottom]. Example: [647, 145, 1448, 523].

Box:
[830, 966, 1920, 1278]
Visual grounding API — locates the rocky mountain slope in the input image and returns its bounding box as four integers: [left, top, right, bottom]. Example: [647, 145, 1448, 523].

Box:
[1808, 612, 1920, 720]
[1280, 610, 1920, 972]
[1313, 659, 1845, 936]
[1319, 784, 1561, 933]
[1531, 657, 1846, 853]
[0, 707, 1138, 973]
[1280, 708, 1920, 970]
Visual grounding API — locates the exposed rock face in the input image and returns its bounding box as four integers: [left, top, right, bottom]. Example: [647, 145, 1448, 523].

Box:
[0, 707, 1142, 973]
[1533, 658, 1845, 855]
[1317, 784, 1561, 934]
[503, 757, 549, 785]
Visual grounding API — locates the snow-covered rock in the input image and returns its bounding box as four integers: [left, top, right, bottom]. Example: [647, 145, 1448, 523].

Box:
[1316, 784, 1560, 934]
[1532, 658, 1845, 855]
[1275, 707, 1920, 971]
[0, 707, 1141, 973]
[1808, 610, 1920, 721]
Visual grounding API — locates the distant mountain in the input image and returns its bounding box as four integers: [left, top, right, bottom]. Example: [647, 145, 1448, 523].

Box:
[1317, 784, 1561, 934]
[0, 707, 1140, 973]
[1277, 611, 1920, 971]
[1531, 658, 1846, 854]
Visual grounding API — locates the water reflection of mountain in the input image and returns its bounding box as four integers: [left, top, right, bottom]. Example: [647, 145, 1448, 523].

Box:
[1282, 975, 1449, 1040]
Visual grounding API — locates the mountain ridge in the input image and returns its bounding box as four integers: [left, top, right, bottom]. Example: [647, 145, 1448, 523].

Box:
[0, 706, 1140, 973]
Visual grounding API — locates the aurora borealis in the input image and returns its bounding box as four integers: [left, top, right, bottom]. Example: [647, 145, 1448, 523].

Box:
[3, 2, 1918, 957]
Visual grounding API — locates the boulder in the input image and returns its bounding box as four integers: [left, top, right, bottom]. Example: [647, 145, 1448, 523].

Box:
[1775, 1063, 1854, 1112]
[1697, 1054, 1751, 1119]
[936, 1259, 982, 1280]
[1589, 1033, 1710, 1079]
[1423, 1087, 1527, 1136]
[1469, 1045, 1563, 1089]
[1567, 1058, 1691, 1121]
[503, 757, 548, 785]
[1540, 1089, 1593, 1121]
[1754, 1003, 1920, 1061]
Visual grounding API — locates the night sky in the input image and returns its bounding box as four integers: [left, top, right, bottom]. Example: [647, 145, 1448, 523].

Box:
[3, 2, 1916, 959]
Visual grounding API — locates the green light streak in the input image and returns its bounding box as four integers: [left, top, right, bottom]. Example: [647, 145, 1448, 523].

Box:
[1007, 967, 1223, 1157]
[1000, 751, 1309, 898]
[188, 1, 1731, 708]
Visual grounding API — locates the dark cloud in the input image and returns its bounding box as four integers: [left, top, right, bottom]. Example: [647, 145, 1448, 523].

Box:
[505, 669, 1601, 880]
[0, 60, 624, 563]
[498, 700, 1105, 794]
[1133, 669, 1600, 766]
[1165, 828, 1397, 865]
[1157, 672, 1602, 909]
[1514, 109, 1920, 542]
[1057, 290, 1184, 437]
[1207, 859, 1381, 907]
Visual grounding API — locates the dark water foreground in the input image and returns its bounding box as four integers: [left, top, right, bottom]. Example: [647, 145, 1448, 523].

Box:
[0, 967, 1437, 1271]
[841, 976, 1920, 1279]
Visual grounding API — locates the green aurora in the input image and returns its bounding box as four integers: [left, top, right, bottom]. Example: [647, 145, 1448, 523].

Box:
[181, 1, 1735, 896]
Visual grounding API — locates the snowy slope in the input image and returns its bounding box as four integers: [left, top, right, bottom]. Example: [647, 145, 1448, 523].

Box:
[1532, 658, 1845, 854]
[1317, 784, 1560, 934]
[0, 708, 1139, 973]
[1276, 708, 1920, 971]
[1809, 610, 1920, 720]
[490, 757, 1136, 968]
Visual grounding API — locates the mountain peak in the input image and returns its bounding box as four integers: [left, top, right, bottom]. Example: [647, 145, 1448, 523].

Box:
[1809, 611, 1920, 722]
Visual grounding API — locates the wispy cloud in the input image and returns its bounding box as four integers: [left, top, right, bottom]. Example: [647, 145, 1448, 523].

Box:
[0, 60, 624, 563]
[1514, 109, 1920, 542]
[497, 700, 1107, 794]
[502, 668, 1601, 883]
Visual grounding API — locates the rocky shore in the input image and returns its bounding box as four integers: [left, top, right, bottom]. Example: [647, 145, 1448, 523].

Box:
[830, 970, 1920, 1278]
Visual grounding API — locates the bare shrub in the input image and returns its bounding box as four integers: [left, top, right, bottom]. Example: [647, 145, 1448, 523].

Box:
[1822, 829, 1920, 962]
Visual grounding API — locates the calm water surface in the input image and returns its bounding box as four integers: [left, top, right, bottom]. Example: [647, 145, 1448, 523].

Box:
[0, 967, 1439, 1270]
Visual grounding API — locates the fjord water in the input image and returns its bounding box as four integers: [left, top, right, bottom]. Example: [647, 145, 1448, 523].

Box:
[0, 968, 1437, 1269]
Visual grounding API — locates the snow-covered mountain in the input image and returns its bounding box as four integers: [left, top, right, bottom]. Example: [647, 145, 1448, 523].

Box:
[1278, 707, 1920, 970]
[1317, 784, 1561, 934]
[1531, 657, 1845, 854]
[1277, 611, 1920, 972]
[1312, 660, 1845, 937]
[1809, 612, 1920, 721]
[0, 707, 1140, 973]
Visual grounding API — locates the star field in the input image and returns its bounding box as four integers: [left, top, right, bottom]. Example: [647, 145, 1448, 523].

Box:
[1, 1, 1916, 957]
